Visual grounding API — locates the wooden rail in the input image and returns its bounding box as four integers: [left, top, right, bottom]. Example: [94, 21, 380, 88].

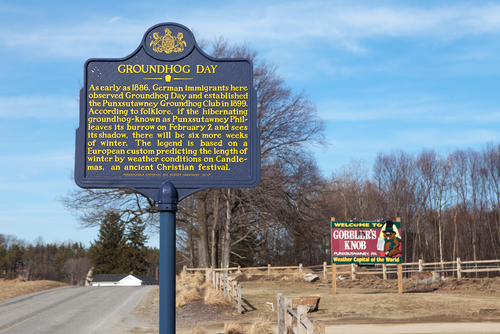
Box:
[277, 293, 325, 334]
[206, 269, 242, 314]
[183, 258, 500, 283]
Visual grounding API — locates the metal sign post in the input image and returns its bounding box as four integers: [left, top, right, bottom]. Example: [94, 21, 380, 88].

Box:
[157, 181, 178, 333]
[75, 23, 261, 333]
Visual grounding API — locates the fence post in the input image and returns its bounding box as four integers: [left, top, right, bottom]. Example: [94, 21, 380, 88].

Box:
[277, 293, 284, 334]
[457, 258, 462, 280]
[232, 281, 237, 305]
[285, 297, 293, 333]
[182, 265, 187, 276]
[398, 263, 403, 294]
[229, 278, 233, 302]
[418, 259, 423, 272]
[299, 263, 303, 273]
[313, 320, 325, 334]
[237, 284, 242, 314]
[238, 265, 241, 274]
[223, 275, 227, 298]
[382, 264, 387, 280]
[332, 263, 337, 295]
[205, 268, 209, 282]
[351, 263, 356, 280]
[323, 262, 327, 280]
[297, 304, 307, 334]
[268, 264, 271, 276]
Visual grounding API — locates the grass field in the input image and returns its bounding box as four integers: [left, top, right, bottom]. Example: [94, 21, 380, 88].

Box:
[0, 277, 68, 302]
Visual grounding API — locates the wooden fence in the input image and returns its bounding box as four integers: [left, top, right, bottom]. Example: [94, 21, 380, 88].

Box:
[277, 293, 324, 334]
[184, 258, 500, 281]
[206, 269, 242, 314]
[357, 258, 500, 280]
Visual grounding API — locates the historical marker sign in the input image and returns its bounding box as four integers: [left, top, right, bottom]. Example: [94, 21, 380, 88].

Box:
[331, 220, 402, 264]
[75, 23, 260, 200]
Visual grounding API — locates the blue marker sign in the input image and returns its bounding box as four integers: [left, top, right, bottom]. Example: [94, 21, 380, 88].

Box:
[75, 22, 260, 201]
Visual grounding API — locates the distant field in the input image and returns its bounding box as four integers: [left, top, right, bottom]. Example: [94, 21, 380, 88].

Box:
[0, 277, 68, 302]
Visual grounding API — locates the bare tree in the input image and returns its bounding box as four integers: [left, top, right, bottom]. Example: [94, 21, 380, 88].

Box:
[61, 38, 325, 270]
[63, 257, 92, 285]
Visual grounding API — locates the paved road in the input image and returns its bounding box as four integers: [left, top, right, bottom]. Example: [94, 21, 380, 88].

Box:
[0, 286, 156, 334]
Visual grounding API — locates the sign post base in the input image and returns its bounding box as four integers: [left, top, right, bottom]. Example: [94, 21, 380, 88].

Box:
[158, 181, 178, 334]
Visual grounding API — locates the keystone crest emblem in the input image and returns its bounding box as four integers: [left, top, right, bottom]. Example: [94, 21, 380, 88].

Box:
[150, 28, 187, 54]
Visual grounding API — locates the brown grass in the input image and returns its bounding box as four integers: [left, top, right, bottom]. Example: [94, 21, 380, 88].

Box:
[176, 285, 201, 308]
[224, 321, 244, 334]
[134, 286, 159, 322]
[224, 317, 274, 334]
[0, 277, 68, 302]
[204, 285, 231, 307]
[185, 326, 207, 334]
[245, 317, 274, 334]
[177, 272, 206, 291]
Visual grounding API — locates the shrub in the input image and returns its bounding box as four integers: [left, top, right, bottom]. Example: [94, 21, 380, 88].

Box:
[176, 285, 201, 308]
[5, 272, 18, 280]
[204, 285, 230, 307]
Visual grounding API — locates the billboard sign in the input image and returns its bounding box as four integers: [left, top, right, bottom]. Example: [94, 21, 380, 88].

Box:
[331, 220, 402, 264]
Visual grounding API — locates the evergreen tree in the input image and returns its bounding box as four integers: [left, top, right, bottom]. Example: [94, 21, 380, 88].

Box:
[89, 212, 128, 276]
[125, 218, 149, 275]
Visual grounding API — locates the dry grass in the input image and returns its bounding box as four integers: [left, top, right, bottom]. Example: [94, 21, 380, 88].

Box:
[193, 272, 205, 283]
[134, 287, 159, 322]
[245, 317, 274, 334]
[201, 280, 213, 290]
[0, 277, 68, 302]
[204, 285, 231, 307]
[184, 326, 207, 334]
[178, 272, 206, 291]
[224, 317, 274, 334]
[179, 270, 189, 281]
[176, 285, 201, 308]
[225, 321, 244, 334]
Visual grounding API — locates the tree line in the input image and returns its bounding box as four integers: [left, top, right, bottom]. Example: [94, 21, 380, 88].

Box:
[0, 216, 159, 283]
[60, 39, 500, 271]
[173, 146, 500, 269]
[0, 234, 90, 283]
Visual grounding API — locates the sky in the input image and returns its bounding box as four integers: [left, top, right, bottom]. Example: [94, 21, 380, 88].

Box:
[1, 0, 500, 248]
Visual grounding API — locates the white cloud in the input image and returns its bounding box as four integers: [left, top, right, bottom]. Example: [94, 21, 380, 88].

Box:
[399, 128, 500, 148]
[186, 1, 500, 47]
[0, 17, 147, 59]
[317, 94, 443, 122]
[0, 152, 73, 165]
[0, 95, 78, 119]
[2, 1, 500, 59]
[317, 93, 500, 124]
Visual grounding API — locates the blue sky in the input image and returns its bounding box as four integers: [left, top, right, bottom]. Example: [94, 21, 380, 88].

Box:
[1, 0, 500, 248]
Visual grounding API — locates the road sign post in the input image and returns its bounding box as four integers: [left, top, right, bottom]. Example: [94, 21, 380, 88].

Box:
[158, 181, 178, 333]
[75, 23, 260, 333]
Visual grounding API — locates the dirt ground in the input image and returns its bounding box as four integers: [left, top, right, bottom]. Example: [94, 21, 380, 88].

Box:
[4, 273, 499, 333]
[173, 269, 500, 333]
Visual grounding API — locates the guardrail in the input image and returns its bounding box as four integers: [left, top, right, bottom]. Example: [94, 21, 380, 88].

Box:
[277, 293, 325, 334]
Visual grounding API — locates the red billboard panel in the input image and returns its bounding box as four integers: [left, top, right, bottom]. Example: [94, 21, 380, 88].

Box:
[331, 221, 402, 264]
